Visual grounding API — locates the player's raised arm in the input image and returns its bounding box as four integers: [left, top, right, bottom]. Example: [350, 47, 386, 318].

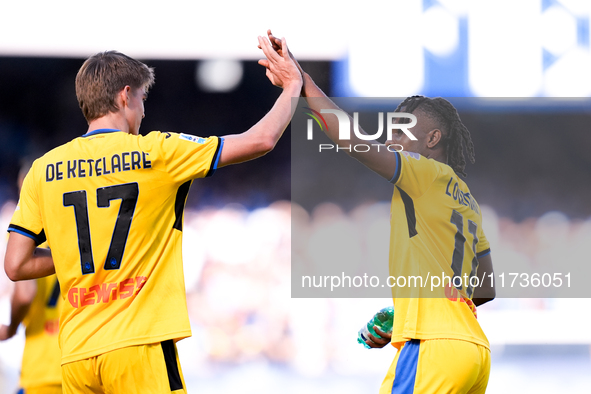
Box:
[261, 30, 399, 181]
[5, 233, 54, 281]
[216, 35, 303, 167]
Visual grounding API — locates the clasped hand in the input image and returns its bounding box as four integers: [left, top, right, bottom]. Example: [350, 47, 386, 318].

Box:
[257, 30, 302, 89]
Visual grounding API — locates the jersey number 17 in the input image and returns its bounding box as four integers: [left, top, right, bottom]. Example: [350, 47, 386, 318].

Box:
[63, 182, 138, 275]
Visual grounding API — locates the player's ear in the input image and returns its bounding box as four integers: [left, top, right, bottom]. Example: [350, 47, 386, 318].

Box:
[119, 86, 132, 107]
[427, 129, 442, 149]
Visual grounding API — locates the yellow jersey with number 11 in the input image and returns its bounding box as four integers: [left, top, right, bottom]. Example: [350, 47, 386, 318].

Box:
[388, 151, 491, 350]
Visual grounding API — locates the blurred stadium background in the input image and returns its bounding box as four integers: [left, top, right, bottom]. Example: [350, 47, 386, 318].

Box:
[1, 0, 591, 392]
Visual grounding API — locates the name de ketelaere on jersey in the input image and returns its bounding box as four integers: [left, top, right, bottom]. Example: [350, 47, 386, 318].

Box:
[9, 129, 223, 364]
[388, 151, 491, 350]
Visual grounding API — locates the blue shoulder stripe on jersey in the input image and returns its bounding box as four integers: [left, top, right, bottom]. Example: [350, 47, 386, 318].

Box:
[206, 137, 224, 178]
[82, 129, 122, 137]
[389, 151, 402, 184]
[391, 339, 420, 393]
[8, 224, 47, 246]
[477, 248, 491, 258]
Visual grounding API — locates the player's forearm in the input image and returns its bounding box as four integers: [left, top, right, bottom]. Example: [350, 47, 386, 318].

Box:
[472, 285, 495, 306]
[301, 73, 381, 150]
[5, 281, 36, 335]
[473, 297, 494, 306]
[472, 254, 495, 305]
[300, 73, 397, 180]
[4, 304, 29, 337]
[219, 81, 301, 166]
[301, 72, 345, 146]
[5, 247, 55, 281]
[301, 72, 326, 99]
[256, 81, 303, 148]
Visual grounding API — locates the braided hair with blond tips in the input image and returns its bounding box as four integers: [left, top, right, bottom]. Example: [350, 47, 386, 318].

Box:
[395, 95, 475, 177]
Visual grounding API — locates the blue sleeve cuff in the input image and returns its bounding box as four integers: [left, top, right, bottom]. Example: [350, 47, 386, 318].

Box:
[8, 224, 46, 246]
[206, 137, 224, 178]
[389, 151, 401, 184]
[477, 248, 491, 258]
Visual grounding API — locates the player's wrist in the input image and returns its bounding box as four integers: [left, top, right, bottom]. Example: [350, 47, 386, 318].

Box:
[282, 78, 303, 95]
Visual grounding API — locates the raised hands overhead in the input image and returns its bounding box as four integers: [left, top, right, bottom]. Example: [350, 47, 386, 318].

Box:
[257, 34, 302, 89]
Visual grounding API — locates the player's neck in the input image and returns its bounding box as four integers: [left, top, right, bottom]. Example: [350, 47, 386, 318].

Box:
[86, 112, 130, 135]
[425, 149, 447, 164]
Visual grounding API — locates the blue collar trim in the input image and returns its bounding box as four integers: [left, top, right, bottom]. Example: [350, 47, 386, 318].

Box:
[82, 129, 122, 138]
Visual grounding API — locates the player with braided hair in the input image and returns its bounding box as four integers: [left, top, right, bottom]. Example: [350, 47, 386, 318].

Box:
[261, 30, 495, 394]
[393, 95, 475, 177]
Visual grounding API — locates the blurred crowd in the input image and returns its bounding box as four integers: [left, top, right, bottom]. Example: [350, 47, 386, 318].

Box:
[1, 196, 589, 380]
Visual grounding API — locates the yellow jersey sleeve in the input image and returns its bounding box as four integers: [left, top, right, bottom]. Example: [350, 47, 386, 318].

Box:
[140, 131, 223, 184]
[390, 151, 441, 198]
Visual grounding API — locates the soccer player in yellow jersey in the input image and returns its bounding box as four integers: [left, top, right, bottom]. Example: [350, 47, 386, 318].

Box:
[0, 275, 62, 394]
[4, 35, 301, 394]
[260, 31, 495, 393]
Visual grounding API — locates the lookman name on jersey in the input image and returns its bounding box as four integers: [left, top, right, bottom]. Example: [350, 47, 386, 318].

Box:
[445, 176, 480, 214]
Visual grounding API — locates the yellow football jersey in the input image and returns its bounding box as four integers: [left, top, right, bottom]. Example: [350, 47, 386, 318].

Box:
[388, 151, 491, 350]
[9, 129, 222, 364]
[20, 274, 62, 389]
